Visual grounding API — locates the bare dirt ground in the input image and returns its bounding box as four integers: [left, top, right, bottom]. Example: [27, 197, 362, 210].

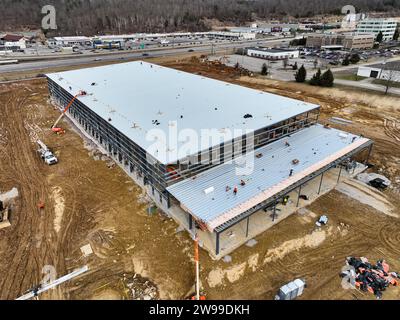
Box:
[0, 57, 399, 300]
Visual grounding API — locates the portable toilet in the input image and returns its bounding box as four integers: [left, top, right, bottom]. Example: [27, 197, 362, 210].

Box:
[293, 279, 306, 296]
[278, 284, 292, 300]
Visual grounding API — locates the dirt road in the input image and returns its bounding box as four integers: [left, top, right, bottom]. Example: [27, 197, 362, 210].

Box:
[0, 58, 399, 300]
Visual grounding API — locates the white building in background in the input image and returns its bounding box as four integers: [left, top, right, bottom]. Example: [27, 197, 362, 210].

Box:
[53, 36, 92, 47]
[357, 18, 398, 41]
[247, 47, 299, 60]
[357, 62, 400, 82]
[207, 31, 256, 40]
[341, 13, 366, 31]
[0, 34, 27, 50]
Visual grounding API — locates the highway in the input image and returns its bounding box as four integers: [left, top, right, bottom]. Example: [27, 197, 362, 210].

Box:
[0, 37, 295, 74]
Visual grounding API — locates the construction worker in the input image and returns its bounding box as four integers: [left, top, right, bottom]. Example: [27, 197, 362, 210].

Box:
[289, 169, 294, 177]
[283, 196, 289, 205]
[233, 187, 238, 196]
[240, 180, 246, 187]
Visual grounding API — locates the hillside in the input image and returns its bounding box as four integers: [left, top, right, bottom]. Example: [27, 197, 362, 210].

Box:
[1, 0, 400, 35]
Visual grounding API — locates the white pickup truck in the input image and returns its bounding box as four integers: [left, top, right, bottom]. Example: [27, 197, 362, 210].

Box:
[37, 140, 58, 165]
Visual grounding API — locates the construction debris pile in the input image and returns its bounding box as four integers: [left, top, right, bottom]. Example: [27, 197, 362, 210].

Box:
[126, 274, 158, 300]
[341, 257, 399, 299]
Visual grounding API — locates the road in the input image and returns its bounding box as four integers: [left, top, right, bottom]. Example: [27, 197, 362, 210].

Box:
[0, 37, 295, 75]
[335, 78, 400, 95]
[331, 56, 400, 72]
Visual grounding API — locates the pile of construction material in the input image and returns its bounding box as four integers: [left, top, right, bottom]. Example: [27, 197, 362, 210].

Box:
[275, 279, 306, 300]
[341, 257, 399, 299]
[0, 187, 18, 230]
[357, 173, 391, 190]
[127, 274, 158, 300]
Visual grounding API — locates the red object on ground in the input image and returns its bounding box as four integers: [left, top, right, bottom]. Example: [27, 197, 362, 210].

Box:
[52, 127, 63, 133]
[382, 261, 390, 273]
[37, 202, 45, 209]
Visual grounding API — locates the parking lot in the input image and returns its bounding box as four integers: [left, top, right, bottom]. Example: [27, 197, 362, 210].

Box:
[212, 43, 400, 82]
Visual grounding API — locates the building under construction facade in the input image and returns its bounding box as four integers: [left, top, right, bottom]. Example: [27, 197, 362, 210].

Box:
[46, 61, 373, 258]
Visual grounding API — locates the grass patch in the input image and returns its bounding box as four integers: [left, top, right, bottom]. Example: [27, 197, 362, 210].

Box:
[372, 79, 400, 88]
[335, 74, 367, 81]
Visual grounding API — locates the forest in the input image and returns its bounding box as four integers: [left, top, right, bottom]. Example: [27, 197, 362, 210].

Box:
[1, 0, 399, 35]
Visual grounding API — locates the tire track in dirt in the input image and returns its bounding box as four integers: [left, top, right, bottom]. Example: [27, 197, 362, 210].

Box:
[0, 86, 65, 299]
[379, 221, 400, 256]
[384, 117, 400, 142]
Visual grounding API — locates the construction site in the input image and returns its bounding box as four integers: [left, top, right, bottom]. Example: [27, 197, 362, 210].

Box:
[0, 56, 399, 300]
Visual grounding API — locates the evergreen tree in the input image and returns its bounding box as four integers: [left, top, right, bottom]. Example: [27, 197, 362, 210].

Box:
[350, 53, 360, 64]
[393, 28, 399, 41]
[261, 63, 268, 75]
[320, 69, 334, 87]
[342, 55, 350, 66]
[309, 68, 321, 86]
[294, 64, 307, 82]
[376, 31, 384, 43]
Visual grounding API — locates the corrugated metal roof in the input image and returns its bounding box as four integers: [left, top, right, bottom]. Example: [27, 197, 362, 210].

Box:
[167, 124, 370, 229]
[46, 61, 318, 165]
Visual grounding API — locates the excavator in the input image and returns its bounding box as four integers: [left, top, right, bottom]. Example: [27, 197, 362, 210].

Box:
[52, 90, 87, 133]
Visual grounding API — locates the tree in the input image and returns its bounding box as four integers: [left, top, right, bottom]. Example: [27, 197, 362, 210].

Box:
[350, 53, 360, 64]
[376, 31, 384, 43]
[393, 28, 399, 41]
[313, 58, 318, 69]
[261, 63, 268, 75]
[309, 68, 322, 86]
[342, 55, 350, 66]
[320, 69, 334, 87]
[292, 62, 298, 70]
[294, 65, 307, 83]
[283, 57, 289, 70]
[381, 68, 399, 95]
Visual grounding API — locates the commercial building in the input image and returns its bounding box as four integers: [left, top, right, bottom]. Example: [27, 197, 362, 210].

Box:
[342, 33, 375, 50]
[46, 61, 373, 258]
[247, 47, 299, 60]
[306, 32, 375, 50]
[206, 31, 256, 40]
[52, 36, 93, 47]
[0, 34, 27, 50]
[357, 18, 398, 41]
[357, 61, 400, 82]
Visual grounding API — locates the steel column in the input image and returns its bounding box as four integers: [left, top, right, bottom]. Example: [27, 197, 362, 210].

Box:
[318, 172, 324, 194]
[189, 213, 193, 230]
[216, 232, 220, 256]
[296, 185, 302, 207]
[365, 144, 373, 164]
[337, 165, 343, 183]
[246, 217, 250, 238]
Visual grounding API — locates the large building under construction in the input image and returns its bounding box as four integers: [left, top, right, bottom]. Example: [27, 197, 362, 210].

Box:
[46, 61, 373, 258]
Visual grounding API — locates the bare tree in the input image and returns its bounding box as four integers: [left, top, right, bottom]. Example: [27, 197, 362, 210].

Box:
[283, 57, 289, 70]
[380, 68, 400, 95]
